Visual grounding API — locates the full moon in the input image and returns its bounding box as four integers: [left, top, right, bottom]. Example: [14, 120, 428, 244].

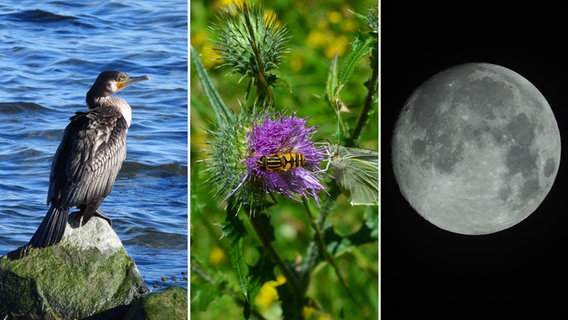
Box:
[392, 63, 561, 235]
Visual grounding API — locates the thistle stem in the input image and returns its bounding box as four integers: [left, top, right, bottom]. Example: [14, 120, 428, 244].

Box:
[345, 42, 378, 147]
[249, 214, 301, 292]
[243, 2, 274, 108]
[301, 198, 357, 303]
[301, 186, 339, 284]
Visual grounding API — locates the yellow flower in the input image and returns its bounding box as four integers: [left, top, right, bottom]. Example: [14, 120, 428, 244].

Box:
[303, 305, 314, 318]
[306, 30, 328, 49]
[214, 0, 245, 9]
[290, 52, 306, 72]
[191, 30, 208, 48]
[304, 306, 332, 320]
[200, 42, 222, 69]
[327, 11, 342, 24]
[341, 18, 358, 32]
[255, 275, 287, 308]
[264, 8, 282, 30]
[325, 35, 349, 59]
[191, 30, 222, 69]
[208, 246, 226, 266]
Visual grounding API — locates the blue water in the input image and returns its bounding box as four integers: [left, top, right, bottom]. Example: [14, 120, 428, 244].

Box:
[0, 1, 188, 290]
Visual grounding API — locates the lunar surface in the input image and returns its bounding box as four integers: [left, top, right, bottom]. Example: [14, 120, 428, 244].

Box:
[392, 63, 561, 235]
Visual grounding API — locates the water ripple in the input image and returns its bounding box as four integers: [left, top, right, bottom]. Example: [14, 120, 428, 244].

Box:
[4, 9, 73, 23]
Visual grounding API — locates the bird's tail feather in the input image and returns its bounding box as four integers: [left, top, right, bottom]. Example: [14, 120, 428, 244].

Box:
[28, 206, 68, 248]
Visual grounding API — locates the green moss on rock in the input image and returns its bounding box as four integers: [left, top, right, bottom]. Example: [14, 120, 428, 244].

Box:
[140, 286, 188, 320]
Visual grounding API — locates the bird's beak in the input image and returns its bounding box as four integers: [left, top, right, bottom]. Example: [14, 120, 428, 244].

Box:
[118, 75, 150, 89]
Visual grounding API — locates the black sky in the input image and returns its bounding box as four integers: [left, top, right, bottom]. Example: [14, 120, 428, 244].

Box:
[381, 3, 567, 318]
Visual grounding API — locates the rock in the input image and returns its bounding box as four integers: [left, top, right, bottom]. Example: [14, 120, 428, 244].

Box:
[125, 286, 188, 320]
[0, 212, 148, 320]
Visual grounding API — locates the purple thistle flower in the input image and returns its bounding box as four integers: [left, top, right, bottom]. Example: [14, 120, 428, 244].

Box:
[244, 113, 327, 204]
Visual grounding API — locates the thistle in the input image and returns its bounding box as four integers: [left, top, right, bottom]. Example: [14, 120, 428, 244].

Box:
[204, 114, 251, 204]
[211, 2, 289, 108]
[208, 112, 326, 213]
[245, 113, 327, 205]
[211, 3, 289, 80]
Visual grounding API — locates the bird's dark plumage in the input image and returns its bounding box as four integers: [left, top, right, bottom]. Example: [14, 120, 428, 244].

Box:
[29, 71, 149, 248]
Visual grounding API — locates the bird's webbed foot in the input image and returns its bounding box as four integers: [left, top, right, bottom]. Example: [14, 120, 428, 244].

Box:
[95, 209, 112, 226]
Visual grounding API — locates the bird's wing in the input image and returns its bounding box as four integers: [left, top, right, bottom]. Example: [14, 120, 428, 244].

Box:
[48, 107, 128, 207]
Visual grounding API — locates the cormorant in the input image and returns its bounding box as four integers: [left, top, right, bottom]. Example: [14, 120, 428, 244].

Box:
[28, 71, 150, 248]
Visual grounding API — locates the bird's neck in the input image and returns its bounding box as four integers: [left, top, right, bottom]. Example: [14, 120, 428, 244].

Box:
[87, 96, 132, 127]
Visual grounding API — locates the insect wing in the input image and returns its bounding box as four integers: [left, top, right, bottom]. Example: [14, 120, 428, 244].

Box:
[331, 145, 378, 206]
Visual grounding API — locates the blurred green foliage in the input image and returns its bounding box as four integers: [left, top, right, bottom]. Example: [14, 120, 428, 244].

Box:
[191, 0, 378, 319]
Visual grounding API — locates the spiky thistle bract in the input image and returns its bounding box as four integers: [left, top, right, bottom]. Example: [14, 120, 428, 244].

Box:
[211, 2, 290, 81]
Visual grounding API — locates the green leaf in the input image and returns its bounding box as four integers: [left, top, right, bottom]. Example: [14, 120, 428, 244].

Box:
[350, 10, 368, 21]
[247, 246, 277, 308]
[191, 46, 235, 127]
[190, 256, 230, 312]
[338, 35, 374, 86]
[276, 284, 304, 320]
[323, 211, 378, 256]
[231, 233, 248, 297]
[326, 52, 339, 102]
[364, 208, 379, 239]
[221, 204, 249, 301]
